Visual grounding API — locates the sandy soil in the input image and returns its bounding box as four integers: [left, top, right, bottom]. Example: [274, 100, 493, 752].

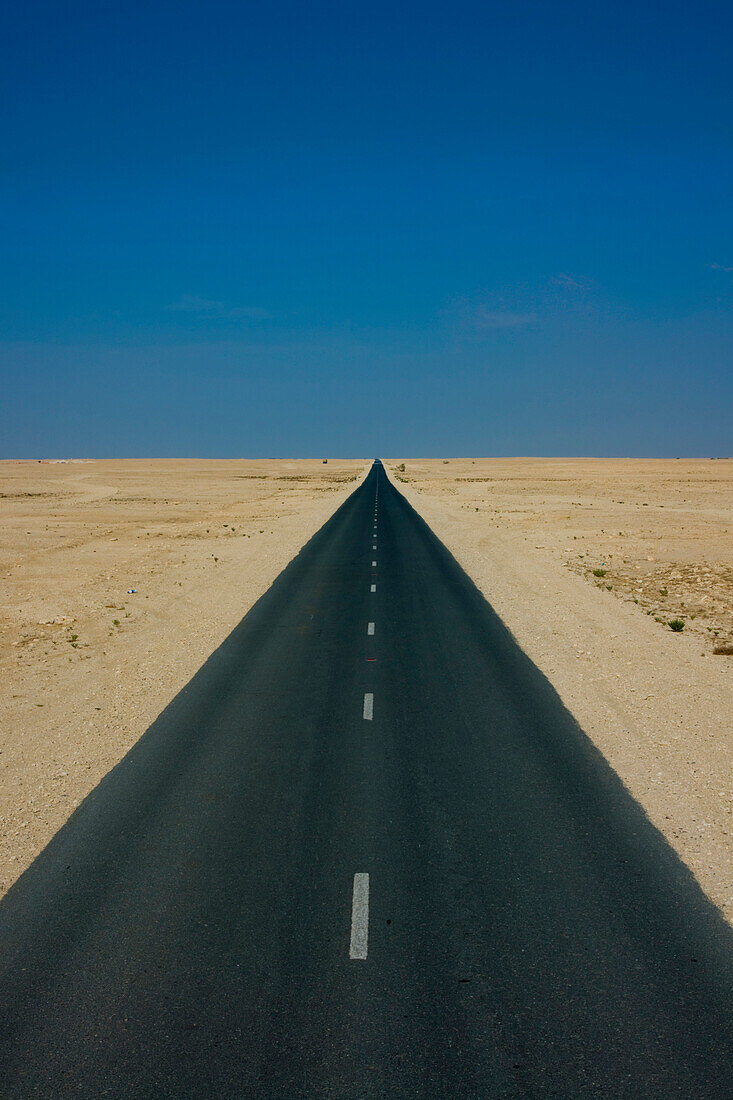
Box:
[0, 459, 368, 895]
[388, 458, 732, 921]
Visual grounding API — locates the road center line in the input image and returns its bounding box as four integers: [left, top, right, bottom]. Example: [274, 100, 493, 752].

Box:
[363, 692, 373, 720]
[370, 583, 376, 592]
[367, 622, 375, 635]
[349, 873, 370, 960]
[372, 560, 377, 567]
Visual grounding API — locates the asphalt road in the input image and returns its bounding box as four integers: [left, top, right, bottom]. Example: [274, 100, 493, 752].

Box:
[1, 462, 732, 1098]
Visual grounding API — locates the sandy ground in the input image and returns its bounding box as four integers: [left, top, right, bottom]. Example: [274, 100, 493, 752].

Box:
[0, 459, 368, 895]
[388, 458, 732, 921]
[2, 456, 731, 924]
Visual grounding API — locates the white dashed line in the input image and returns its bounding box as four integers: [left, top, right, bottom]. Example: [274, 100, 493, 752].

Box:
[363, 693, 373, 720]
[372, 560, 377, 567]
[349, 873, 370, 960]
[370, 583, 376, 592]
[372, 544, 377, 550]
[367, 622, 375, 635]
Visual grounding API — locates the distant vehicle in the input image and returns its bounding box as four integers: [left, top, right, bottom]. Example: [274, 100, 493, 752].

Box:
[323, 459, 328, 464]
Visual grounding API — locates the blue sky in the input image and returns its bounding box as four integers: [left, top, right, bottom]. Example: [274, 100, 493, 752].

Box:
[1, 0, 731, 457]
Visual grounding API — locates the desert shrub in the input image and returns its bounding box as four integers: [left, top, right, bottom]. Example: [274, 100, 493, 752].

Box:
[669, 619, 685, 632]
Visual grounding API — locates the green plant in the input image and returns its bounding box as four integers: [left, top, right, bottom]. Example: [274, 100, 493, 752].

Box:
[112, 619, 120, 626]
[669, 619, 685, 632]
[659, 587, 668, 596]
[592, 568, 607, 578]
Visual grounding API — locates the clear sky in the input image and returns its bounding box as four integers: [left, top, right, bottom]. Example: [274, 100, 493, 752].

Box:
[1, 0, 731, 457]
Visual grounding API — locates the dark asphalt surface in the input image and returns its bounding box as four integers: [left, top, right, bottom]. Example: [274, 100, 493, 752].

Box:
[1, 462, 732, 1098]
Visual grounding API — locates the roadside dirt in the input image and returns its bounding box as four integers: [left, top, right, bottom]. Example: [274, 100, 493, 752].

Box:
[389, 458, 732, 922]
[0, 458, 368, 895]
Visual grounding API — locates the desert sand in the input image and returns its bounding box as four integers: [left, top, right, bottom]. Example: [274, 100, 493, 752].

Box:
[0, 459, 368, 894]
[2, 456, 731, 924]
[388, 458, 732, 921]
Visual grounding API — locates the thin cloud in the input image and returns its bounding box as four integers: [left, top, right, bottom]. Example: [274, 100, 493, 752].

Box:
[168, 295, 270, 320]
[549, 272, 594, 291]
[473, 309, 537, 330]
[708, 263, 733, 273]
[442, 296, 539, 334]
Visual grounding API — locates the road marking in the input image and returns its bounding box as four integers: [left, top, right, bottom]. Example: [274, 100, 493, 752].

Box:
[370, 583, 376, 592]
[349, 873, 370, 960]
[372, 560, 377, 567]
[372, 544, 377, 550]
[367, 622, 375, 635]
[363, 692, 373, 720]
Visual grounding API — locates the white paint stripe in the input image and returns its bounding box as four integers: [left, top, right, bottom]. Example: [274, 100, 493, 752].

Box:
[370, 583, 376, 592]
[367, 622, 375, 635]
[349, 873, 370, 960]
[372, 560, 377, 567]
[372, 544, 377, 550]
[363, 692, 373, 720]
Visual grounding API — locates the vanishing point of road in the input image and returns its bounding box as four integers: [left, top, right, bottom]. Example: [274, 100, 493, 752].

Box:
[0, 462, 731, 1097]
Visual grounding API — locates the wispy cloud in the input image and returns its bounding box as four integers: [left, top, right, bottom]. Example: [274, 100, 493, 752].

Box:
[708, 262, 733, 273]
[549, 272, 595, 291]
[168, 295, 270, 320]
[441, 296, 540, 337]
[472, 309, 537, 330]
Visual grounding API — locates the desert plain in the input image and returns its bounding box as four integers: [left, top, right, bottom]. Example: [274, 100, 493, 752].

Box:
[0, 458, 368, 896]
[1, 456, 731, 923]
[390, 458, 732, 921]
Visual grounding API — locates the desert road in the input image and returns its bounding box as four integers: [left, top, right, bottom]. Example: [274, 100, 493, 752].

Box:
[0, 462, 731, 1097]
